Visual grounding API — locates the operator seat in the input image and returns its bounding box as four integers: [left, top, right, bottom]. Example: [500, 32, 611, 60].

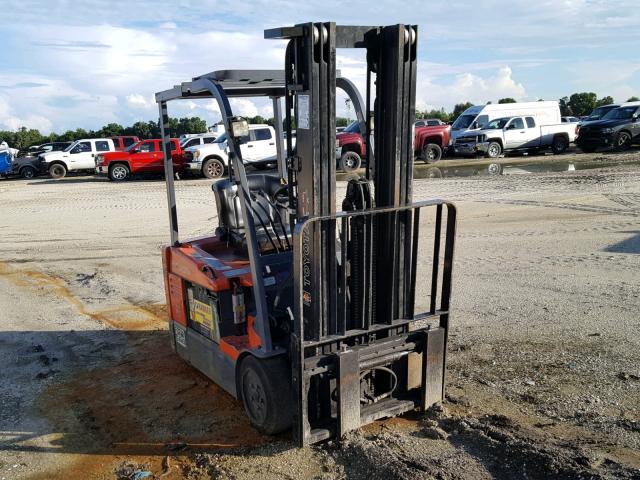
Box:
[212, 174, 290, 252]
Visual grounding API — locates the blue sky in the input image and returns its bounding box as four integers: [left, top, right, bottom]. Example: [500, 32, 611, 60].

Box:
[1, 0, 638, 133]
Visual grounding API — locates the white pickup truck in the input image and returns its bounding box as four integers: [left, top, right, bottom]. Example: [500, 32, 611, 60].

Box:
[184, 124, 284, 179]
[39, 138, 116, 178]
[454, 116, 577, 158]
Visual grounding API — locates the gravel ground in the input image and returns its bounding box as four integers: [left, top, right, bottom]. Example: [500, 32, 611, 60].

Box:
[0, 152, 639, 479]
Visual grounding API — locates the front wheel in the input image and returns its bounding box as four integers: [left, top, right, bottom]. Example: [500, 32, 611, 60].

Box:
[20, 166, 36, 179]
[340, 151, 362, 172]
[423, 143, 442, 163]
[551, 135, 569, 154]
[486, 142, 502, 159]
[238, 356, 292, 435]
[614, 131, 632, 151]
[202, 158, 225, 179]
[48, 163, 67, 179]
[109, 163, 130, 181]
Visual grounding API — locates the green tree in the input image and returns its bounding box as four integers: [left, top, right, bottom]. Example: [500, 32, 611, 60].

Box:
[627, 96, 639, 102]
[99, 122, 124, 137]
[559, 97, 572, 116]
[596, 96, 614, 107]
[336, 117, 350, 127]
[568, 92, 597, 117]
[498, 97, 517, 104]
[450, 102, 474, 121]
[417, 108, 450, 123]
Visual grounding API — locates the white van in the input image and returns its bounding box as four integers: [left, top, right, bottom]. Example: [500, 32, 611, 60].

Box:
[450, 101, 561, 143]
[40, 138, 116, 178]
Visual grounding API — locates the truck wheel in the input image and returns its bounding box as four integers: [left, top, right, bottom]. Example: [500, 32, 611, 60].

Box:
[340, 151, 362, 172]
[486, 142, 502, 159]
[238, 355, 292, 435]
[614, 131, 632, 151]
[109, 163, 130, 181]
[551, 135, 569, 154]
[423, 143, 442, 163]
[20, 166, 36, 179]
[48, 163, 67, 179]
[202, 158, 225, 179]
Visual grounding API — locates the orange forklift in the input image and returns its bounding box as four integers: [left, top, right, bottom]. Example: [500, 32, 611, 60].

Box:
[156, 22, 457, 446]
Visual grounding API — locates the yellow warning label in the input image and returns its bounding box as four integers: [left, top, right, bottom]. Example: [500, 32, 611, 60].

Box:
[189, 298, 217, 339]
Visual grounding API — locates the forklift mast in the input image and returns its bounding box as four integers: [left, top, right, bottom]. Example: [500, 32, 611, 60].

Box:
[266, 23, 456, 445]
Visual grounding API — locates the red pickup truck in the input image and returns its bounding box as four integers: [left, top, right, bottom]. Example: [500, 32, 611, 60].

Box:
[336, 121, 451, 171]
[95, 138, 183, 181]
[111, 136, 140, 151]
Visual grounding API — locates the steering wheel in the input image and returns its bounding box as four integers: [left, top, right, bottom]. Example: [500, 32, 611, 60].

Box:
[271, 184, 290, 208]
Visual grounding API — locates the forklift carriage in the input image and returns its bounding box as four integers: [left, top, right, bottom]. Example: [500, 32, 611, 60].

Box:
[156, 23, 456, 446]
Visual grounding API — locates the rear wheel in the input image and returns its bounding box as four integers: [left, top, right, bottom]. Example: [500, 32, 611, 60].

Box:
[20, 166, 36, 179]
[486, 142, 502, 159]
[423, 143, 442, 163]
[202, 158, 225, 179]
[614, 131, 632, 151]
[48, 163, 67, 179]
[551, 135, 569, 154]
[340, 151, 362, 172]
[238, 355, 292, 435]
[108, 163, 130, 181]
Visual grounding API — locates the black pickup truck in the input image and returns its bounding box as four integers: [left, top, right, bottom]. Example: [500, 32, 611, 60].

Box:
[577, 104, 640, 152]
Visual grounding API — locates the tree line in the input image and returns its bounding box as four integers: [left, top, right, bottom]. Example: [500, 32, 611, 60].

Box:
[2, 93, 638, 150]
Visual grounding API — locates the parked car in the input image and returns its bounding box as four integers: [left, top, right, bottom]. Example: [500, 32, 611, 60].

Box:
[576, 104, 640, 152]
[415, 118, 445, 127]
[184, 125, 283, 179]
[39, 138, 116, 178]
[562, 116, 580, 123]
[335, 120, 452, 170]
[450, 101, 561, 144]
[95, 138, 183, 181]
[111, 136, 140, 151]
[454, 115, 576, 158]
[179, 133, 219, 149]
[21, 141, 72, 157]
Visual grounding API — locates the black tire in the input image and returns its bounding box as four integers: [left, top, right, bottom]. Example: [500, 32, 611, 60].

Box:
[614, 131, 632, 152]
[108, 163, 130, 181]
[48, 163, 67, 179]
[20, 166, 36, 179]
[486, 142, 502, 159]
[423, 143, 442, 164]
[238, 355, 292, 435]
[340, 151, 362, 172]
[551, 135, 569, 154]
[202, 158, 225, 179]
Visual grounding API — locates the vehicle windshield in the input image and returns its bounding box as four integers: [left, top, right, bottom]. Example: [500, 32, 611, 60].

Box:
[452, 114, 476, 130]
[588, 106, 615, 120]
[125, 142, 141, 152]
[485, 117, 511, 129]
[214, 133, 227, 143]
[602, 106, 637, 120]
[63, 141, 78, 152]
[343, 121, 361, 134]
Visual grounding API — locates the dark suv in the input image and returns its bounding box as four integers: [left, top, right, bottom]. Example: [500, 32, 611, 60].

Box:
[576, 105, 640, 152]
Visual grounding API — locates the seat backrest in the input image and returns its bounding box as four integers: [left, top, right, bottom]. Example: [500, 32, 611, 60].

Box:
[212, 174, 283, 233]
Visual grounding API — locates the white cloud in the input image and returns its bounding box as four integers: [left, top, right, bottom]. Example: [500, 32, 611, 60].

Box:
[125, 93, 154, 109]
